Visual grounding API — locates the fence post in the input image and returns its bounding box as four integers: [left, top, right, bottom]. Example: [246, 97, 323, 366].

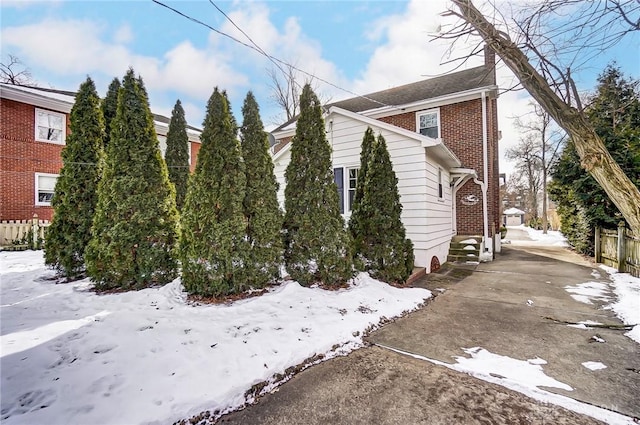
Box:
[594, 227, 601, 263]
[32, 214, 39, 250]
[617, 221, 626, 273]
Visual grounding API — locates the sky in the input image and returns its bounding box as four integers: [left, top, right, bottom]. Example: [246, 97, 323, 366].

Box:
[1, 0, 638, 176]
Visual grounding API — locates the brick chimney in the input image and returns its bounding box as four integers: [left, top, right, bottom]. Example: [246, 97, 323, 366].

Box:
[484, 44, 496, 84]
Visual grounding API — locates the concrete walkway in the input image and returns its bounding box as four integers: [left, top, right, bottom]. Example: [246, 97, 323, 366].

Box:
[219, 236, 639, 424]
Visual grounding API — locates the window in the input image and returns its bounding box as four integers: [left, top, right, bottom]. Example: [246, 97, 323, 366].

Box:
[334, 166, 359, 214]
[437, 168, 443, 199]
[35, 173, 58, 206]
[417, 109, 440, 139]
[348, 168, 359, 210]
[35, 108, 65, 143]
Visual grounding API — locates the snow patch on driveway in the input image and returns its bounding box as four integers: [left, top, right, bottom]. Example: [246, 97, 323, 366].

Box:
[564, 281, 611, 304]
[377, 344, 636, 425]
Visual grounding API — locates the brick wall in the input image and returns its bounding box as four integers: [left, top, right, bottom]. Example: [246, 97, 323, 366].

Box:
[1, 97, 203, 222]
[1, 98, 65, 221]
[189, 141, 200, 172]
[378, 98, 500, 236]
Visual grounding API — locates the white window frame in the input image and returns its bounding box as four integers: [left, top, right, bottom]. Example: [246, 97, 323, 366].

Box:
[35, 172, 59, 206]
[416, 108, 441, 139]
[35, 108, 66, 144]
[334, 165, 360, 215]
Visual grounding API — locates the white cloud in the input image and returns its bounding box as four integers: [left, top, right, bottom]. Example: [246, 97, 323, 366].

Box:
[351, 0, 478, 94]
[0, 18, 247, 101]
[350, 0, 533, 175]
[215, 3, 348, 118]
[113, 24, 133, 45]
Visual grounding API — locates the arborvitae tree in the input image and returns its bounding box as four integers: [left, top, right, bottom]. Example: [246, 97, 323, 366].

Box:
[240, 91, 283, 287]
[355, 134, 414, 283]
[165, 99, 190, 210]
[348, 126, 375, 267]
[44, 77, 104, 280]
[85, 68, 178, 290]
[101, 77, 120, 148]
[179, 88, 247, 296]
[283, 84, 352, 286]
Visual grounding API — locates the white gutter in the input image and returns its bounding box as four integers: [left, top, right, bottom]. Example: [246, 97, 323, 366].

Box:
[362, 85, 499, 119]
[1, 85, 73, 113]
[480, 90, 490, 254]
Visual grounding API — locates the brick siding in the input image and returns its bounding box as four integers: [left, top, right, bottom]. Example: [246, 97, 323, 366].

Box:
[1, 98, 65, 221]
[378, 98, 500, 236]
[1, 97, 202, 222]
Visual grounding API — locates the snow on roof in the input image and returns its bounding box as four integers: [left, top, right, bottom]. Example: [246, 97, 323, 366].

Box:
[504, 207, 525, 215]
[0, 83, 76, 104]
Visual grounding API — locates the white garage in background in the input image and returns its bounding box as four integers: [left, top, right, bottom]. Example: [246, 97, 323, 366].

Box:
[503, 207, 525, 226]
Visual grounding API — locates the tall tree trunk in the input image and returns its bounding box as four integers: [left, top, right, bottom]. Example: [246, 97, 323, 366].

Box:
[453, 0, 640, 235]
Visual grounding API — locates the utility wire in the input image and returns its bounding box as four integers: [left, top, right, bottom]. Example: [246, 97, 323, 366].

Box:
[208, 0, 293, 88]
[151, 0, 395, 111]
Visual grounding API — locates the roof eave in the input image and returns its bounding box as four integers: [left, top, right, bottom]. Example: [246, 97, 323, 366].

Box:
[361, 85, 499, 119]
[1, 85, 74, 113]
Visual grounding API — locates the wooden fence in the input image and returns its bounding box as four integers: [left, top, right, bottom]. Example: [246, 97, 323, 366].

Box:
[0, 215, 50, 249]
[595, 224, 640, 278]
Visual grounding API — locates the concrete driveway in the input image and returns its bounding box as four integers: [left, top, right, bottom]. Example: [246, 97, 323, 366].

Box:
[218, 233, 639, 424]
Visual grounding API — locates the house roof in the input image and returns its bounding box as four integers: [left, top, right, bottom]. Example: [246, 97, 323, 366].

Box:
[273, 65, 496, 133]
[504, 207, 525, 215]
[330, 65, 495, 113]
[1, 83, 202, 140]
[272, 106, 461, 170]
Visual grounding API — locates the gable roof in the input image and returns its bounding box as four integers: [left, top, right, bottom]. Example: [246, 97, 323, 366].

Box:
[273, 65, 496, 133]
[331, 65, 495, 114]
[273, 106, 461, 169]
[504, 207, 525, 215]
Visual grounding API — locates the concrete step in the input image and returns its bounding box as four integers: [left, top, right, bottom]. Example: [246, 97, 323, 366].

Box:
[452, 235, 483, 243]
[448, 254, 479, 263]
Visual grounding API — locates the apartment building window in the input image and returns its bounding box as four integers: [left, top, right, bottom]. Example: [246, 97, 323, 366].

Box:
[438, 168, 444, 199]
[417, 109, 440, 139]
[35, 108, 65, 144]
[35, 173, 58, 206]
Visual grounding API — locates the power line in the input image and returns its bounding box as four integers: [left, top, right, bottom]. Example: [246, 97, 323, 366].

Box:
[151, 0, 394, 111]
[208, 0, 292, 87]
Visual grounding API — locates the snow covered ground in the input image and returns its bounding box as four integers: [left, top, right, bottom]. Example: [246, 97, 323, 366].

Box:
[2, 228, 638, 425]
[0, 250, 431, 425]
[507, 224, 569, 247]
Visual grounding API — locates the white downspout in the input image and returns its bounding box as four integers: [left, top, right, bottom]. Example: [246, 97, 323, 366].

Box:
[481, 90, 491, 255]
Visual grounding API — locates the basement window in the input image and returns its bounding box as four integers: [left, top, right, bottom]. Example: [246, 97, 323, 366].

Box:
[35, 108, 65, 144]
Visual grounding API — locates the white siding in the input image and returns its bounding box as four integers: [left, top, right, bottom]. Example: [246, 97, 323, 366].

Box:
[273, 148, 290, 208]
[272, 112, 455, 271]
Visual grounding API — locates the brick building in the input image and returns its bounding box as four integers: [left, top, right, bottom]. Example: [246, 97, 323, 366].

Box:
[0, 83, 201, 222]
[271, 50, 500, 269]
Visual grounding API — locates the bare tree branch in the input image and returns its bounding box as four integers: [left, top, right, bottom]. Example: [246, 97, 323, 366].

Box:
[0, 55, 36, 86]
[447, 0, 640, 234]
